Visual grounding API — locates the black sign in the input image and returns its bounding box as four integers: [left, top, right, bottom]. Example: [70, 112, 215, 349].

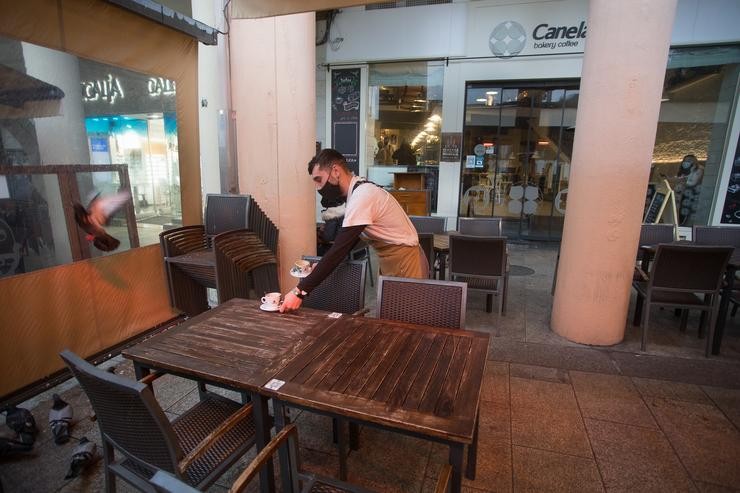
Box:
[331, 68, 361, 175]
[644, 191, 666, 223]
[721, 135, 740, 224]
[441, 133, 462, 162]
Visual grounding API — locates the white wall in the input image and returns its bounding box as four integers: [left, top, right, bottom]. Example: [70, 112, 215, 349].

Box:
[192, 0, 228, 196]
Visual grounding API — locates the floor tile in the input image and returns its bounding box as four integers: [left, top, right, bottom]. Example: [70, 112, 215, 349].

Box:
[610, 352, 740, 389]
[480, 361, 509, 404]
[510, 377, 592, 458]
[632, 377, 711, 404]
[584, 418, 694, 492]
[489, 340, 618, 374]
[648, 397, 740, 488]
[700, 385, 740, 430]
[510, 363, 571, 384]
[512, 445, 603, 492]
[571, 371, 656, 428]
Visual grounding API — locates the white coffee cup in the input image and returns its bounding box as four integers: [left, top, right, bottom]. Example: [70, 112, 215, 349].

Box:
[261, 292, 281, 307]
[294, 259, 311, 273]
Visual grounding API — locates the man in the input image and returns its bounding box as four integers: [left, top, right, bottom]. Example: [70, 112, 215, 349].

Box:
[280, 148, 428, 312]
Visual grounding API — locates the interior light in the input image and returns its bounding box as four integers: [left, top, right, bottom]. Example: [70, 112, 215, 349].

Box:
[428, 114, 442, 122]
[660, 98, 670, 102]
[485, 91, 498, 95]
[537, 140, 549, 145]
[414, 99, 427, 103]
[476, 98, 487, 103]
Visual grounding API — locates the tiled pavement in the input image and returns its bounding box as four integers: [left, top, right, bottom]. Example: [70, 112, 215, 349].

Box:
[2, 243, 739, 492]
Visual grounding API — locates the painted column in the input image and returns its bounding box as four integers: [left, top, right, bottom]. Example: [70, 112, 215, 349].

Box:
[551, 0, 677, 345]
[229, 13, 317, 292]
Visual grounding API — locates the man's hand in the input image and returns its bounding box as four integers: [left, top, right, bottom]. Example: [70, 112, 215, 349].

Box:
[280, 290, 303, 313]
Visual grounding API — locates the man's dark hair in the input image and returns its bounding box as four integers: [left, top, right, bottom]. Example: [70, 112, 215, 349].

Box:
[308, 148, 347, 174]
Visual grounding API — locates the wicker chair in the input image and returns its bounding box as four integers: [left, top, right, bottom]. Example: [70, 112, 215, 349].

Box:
[151, 424, 452, 493]
[377, 276, 467, 329]
[692, 225, 740, 247]
[214, 229, 280, 303]
[632, 244, 733, 356]
[59, 350, 256, 493]
[458, 217, 502, 236]
[636, 223, 675, 265]
[448, 234, 508, 316]
[301, 256, 367, 314]
[160, 226, 212, 316]
[417, 233, 436, 278]
[410, 215, 446, 234]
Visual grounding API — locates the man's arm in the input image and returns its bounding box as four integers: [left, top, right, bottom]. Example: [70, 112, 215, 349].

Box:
[280, 225, 366, 312]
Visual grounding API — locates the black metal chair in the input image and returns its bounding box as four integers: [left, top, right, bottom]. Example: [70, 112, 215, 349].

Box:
[637, 223, 675, 265]
[417, 233, 436, 278]
[301, 256, 367, 314]
[377, 276, 467, 329]
[59, 350, 256, 493]
[150, 424, 452, 493]
[410, 215, 446, 234]
[349, 239, 374, 287]
[632, 244, 733, 356]
[457, 217, 502, 236]
[214, 229, 280, 303]
[448, 234, 509, 316]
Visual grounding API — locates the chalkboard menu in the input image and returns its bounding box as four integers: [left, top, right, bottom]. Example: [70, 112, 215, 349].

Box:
[644, 191, 666, 223]
[330, 68, 361, 175]
[720, 134, 740, 224]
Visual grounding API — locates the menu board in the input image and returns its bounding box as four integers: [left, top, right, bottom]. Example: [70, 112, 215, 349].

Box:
[441, 133, 462, 162]
[644, 191, 666, 223]
[720, 134, 740, 224]
[330, 68, 361, 175]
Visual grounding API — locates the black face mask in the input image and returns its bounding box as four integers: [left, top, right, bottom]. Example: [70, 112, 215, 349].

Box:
[318, 178, 344, 204]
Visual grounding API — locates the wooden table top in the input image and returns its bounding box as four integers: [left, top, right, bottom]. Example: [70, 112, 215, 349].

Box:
[266, 315, 490, 444]
[165, 249, 216, 267]
[122, 298, 342, 392]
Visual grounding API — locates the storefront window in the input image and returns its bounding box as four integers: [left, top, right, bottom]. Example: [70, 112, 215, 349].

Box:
[460, 82, 579, 240]
[0, 36, 181, 277]
[365, 61, 444, 214]
[652, 45, 740, 227]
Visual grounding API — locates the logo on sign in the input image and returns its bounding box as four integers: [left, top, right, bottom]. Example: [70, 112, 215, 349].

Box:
[489, 21, 527, 58]
[81, 74, 124, 104]
[147, 77, 176, 97]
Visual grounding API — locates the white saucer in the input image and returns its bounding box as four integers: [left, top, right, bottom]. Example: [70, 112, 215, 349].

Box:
[260, 303, 280, 312]
[290, 269, 311, 278]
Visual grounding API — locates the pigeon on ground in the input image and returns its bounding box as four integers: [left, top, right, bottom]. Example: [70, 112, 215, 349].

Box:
[0, 437, 33, 456]
[73, 190, 131, 252]
[49, 394, 73, 445]
[64, 437, 97, 479]
[2, 405, 37, 445]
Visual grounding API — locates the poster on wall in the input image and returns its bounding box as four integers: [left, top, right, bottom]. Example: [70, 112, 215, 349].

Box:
[720, 135, 740, 224]
[331, 68, 361, 175]
[441, 133, 462, 162]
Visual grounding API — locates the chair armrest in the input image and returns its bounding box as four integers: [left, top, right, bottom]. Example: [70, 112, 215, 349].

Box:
[229, 424, 298, 493]
[178, 402, 254, 473]
[352, 308, 371, 317]
[634, 266, 649, 282]
[138, 370, 165, 387]
[434, 464, 453, 493]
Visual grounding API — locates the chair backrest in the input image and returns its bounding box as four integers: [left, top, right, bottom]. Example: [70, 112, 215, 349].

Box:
[458, 217, 503, 236]
[693, 225, 740, 248]
[377, 276, 467, 328]
[301, 256, 367, 313]
[639, 223, 675, 246]
[417, 233, 435, 277]
[410, 215, 446, 234]
[650, 244, 733, 292]
[59, 350, 182, 477]
[448, 234, 507, 278]
[214, 229, 279, 303]
[205, 194, 251, 237]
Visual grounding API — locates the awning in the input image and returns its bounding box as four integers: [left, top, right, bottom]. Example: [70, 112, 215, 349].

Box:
[231, 0, 389, 19]
[0, 65, 65, 119]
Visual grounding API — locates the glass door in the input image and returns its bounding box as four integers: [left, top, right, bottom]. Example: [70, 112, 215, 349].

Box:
[460, 81, 579, 240]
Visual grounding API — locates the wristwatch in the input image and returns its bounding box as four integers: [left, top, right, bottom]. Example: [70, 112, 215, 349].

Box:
[291, 287, 307, 299]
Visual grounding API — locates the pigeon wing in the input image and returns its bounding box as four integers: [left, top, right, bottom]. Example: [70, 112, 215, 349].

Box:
[95, 191, 131, 224]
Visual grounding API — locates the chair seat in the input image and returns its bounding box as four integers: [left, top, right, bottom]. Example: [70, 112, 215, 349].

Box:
[454, 275, 501, 291]
[633, 282, 705, 306]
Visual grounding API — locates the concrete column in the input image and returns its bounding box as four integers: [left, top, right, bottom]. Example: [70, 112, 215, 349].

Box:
[551, 0, 677, 345]
[229, 13, 317, 292]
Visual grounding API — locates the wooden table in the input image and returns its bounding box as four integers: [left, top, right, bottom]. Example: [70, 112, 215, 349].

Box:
[122, 298, 343, 493]
[264, 315, 490, 493]
[638, 244, 739, 355]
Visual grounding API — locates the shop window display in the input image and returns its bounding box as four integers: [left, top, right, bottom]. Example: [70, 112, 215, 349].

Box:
[0, 36, 181, 278]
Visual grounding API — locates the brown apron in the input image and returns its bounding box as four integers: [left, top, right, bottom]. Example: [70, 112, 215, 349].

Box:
[369, 240, 429, 279]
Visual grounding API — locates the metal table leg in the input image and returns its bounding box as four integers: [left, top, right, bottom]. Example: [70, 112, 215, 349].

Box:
[713, 265, 736, 355]
[448, 443, 464, 493]
[465, 409, 479, 480]
[253, 394, 275, 493]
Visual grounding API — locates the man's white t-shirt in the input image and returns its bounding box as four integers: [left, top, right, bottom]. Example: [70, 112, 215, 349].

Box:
[342, 176, 418, 246]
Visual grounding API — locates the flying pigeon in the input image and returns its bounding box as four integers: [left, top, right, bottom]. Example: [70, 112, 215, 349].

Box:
[64, 437, 97, 479]
[49, 394, 73, 445]
[2, 405, 37, 445]
[73, 191, 131, 252]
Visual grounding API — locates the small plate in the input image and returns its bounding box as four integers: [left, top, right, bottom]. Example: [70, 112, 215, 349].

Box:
[290, 268, 311, 278]
[260, 303, 280, 312]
